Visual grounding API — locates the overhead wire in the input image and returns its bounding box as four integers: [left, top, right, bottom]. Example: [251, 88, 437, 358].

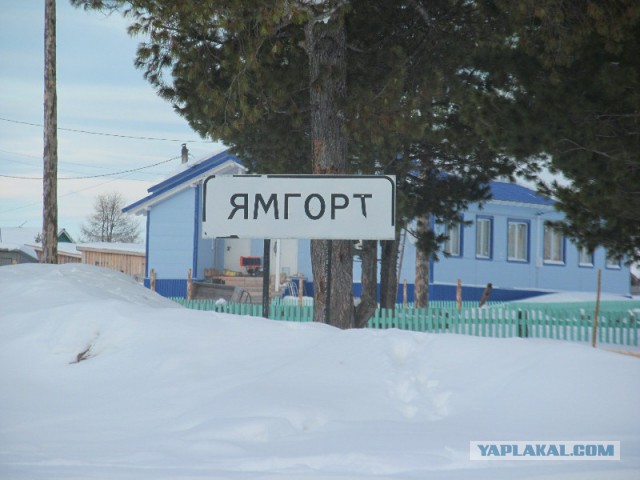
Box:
[0, 116, 214, 143]
[0, 155, 181, 180]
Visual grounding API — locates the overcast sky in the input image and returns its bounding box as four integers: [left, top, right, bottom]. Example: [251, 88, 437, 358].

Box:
[0, 1, 224, 241]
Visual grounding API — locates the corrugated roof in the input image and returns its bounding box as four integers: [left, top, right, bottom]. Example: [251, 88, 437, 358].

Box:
[489, 181, 554, 207]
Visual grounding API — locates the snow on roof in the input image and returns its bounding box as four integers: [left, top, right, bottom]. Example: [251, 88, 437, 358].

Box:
[27, 242, 81, 257]
[160, 146, 230, 180]
[76, 242, 145, 255]
[123, 149, 246, 215]
[0, 243, 38, 259]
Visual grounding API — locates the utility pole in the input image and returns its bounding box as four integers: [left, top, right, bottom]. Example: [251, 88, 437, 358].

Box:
[42, 0, 58, 264]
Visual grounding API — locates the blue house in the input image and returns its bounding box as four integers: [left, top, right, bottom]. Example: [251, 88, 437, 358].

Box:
[124, 150, 630, 300]
[385, 182, 630, 301]
[123, 150, 312, 297]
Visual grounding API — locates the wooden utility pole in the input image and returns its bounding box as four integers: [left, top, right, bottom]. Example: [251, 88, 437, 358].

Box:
[42, 0, 58, 264]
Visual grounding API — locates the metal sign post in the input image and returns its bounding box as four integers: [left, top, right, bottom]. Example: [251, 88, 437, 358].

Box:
[262, 239, 271, 318]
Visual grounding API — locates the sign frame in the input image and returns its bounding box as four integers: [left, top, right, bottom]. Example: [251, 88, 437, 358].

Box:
[202, 174, 396, 240]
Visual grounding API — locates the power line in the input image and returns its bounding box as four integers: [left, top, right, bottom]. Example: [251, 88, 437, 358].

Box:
[0, 155, 180, 180]
[0, 171, 145, 215]
[0, 116, 214, 143]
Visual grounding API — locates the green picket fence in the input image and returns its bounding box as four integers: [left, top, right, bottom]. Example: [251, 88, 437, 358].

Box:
[170, 297, 640, 346]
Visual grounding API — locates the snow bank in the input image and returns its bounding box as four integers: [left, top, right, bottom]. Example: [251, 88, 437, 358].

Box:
[0, 264, 638, 480]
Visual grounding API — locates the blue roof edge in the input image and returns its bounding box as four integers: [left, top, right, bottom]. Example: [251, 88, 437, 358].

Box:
[123, 149, 244, 213]
[149, 150, 241, 193]
[489, 180, 554, 206]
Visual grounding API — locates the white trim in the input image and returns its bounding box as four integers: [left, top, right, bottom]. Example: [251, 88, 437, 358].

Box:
[490, 200, 554, 210]
[126, 160, 245, 215]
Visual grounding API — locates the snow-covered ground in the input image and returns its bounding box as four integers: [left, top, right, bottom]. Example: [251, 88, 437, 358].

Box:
[1, 264, 638, 480]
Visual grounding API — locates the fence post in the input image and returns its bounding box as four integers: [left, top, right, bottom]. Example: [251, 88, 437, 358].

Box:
[517, 309, 529, 338]
[187, 268, 193, 300]
[456, 279, 462, 311]
[403, 279, 408, 308]
[592, 269, 602, 348]
[298, 277, 304, 307]
[150, 268, 156, 292]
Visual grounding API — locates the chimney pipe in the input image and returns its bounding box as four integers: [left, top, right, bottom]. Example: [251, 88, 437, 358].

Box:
[181, 143, 189, 164]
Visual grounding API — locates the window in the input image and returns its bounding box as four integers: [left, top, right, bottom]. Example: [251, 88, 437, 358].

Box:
[606, 253, 621, 269]
[578, 247, 594, 267]
[476, 217, 492, 259]
[543, 224, 564, 264]
[507, 220, 529, 262]
[444, 223, 462, 257]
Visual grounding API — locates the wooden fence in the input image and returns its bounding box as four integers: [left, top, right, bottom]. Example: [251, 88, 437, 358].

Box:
[170, 298, 640, 347]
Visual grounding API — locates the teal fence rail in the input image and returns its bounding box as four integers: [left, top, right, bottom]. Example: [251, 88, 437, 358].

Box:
[170, 298, 640, 347]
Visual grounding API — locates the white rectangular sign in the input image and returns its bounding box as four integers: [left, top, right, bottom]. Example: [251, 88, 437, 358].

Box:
[202, 174, 395, 240]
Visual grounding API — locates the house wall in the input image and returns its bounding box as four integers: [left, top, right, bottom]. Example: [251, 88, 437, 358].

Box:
[0, 250, 38, 266]
[399, 201, 630, 296]
[193, 184, 217, 279]
[147, 187, 197, 279]
[81, 250, 145, 279]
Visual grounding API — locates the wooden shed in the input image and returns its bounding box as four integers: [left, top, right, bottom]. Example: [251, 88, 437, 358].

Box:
[30, 242, 82, 264]
[76, 243, 146, 281]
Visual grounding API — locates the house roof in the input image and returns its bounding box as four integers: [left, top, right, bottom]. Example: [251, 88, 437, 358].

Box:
[489, 181, 555, 207]
[123, 149, 246, 215]
[76, 242, 145, 256]
[28, 242, 82, 258]
[122, 150, 554, 216]
[0, 227, 40, 259]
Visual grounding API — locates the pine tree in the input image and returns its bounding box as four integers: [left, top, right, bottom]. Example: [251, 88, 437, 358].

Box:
[72, 0, 539, 322]
[470, 0, 640, 260]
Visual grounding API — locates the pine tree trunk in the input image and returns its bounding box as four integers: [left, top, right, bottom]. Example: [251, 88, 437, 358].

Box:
[414, 213, 430, 308]
[305, 9, 353, 328]
[379, 234, 399, 310]
[354, 240, 377, 328]
[42, 0, 58, 264]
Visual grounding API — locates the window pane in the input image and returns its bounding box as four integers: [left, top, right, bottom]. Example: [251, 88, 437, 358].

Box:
[445, 224, 461, 256]
[476, 218, 490, 258]
[508, 222, 527, 261]
[544, 225, 563, 263]
[579, 247, 593, 266]
[606, 253, 620, 268]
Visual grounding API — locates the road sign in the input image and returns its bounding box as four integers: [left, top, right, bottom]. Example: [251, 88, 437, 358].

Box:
[202, 174, 395, 240]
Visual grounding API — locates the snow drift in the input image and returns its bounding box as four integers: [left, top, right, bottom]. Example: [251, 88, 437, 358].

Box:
[0, 264, 638, 479]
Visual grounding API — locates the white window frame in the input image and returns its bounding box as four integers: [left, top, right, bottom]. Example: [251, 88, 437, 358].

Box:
[507, 220, 529, 262]
[476, 217, 492, 259]
[444, 223, 462, 257]
[606, 253, 621, 269]
[578, 247, 594, 267]
[543, 224, 565, 265]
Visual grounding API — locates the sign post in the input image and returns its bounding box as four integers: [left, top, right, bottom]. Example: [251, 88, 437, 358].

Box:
[202, 175, 396, 321]
[262, 239, 271, 318]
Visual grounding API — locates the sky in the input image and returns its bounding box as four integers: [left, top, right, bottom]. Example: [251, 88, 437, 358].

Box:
[0, 1, 225, 241]
[1, 262, 639, 479]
